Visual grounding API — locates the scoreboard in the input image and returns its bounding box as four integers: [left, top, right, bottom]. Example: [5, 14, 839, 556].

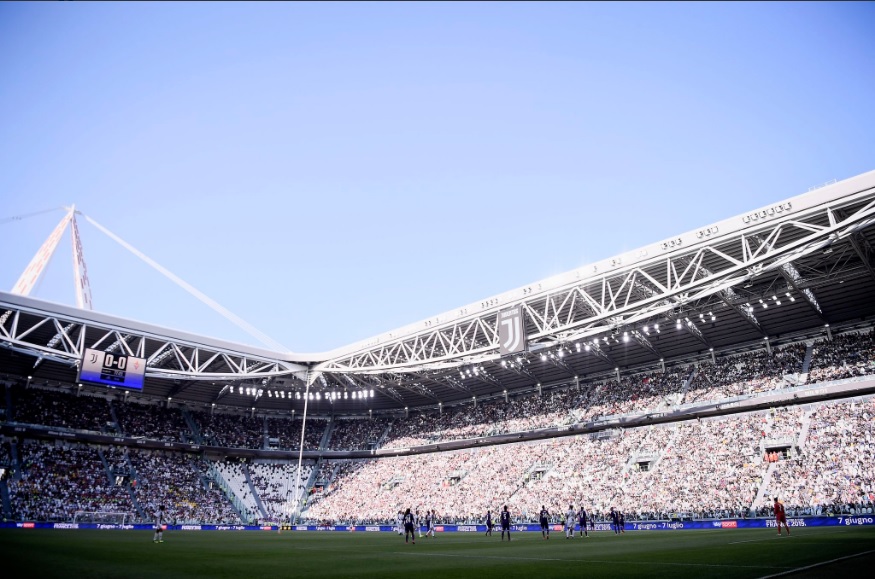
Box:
[78, 348, 146, 390]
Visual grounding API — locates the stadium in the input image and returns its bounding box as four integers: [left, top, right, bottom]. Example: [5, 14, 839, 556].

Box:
[3, 4, 875, 579]
[2, 169, 875, 577]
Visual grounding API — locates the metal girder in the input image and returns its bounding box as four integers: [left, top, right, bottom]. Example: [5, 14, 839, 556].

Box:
[541, 349, 575, 377]
[629, 329, 663, 360]
[418, 371, 472, 395]
[836, 207, 875, 284]
[679, 316, 713, 349]
[752, 232, 827, 323]
[318, 177, 875, 374]
[0, 298, 306, 381]
[499, 355, 538, 381]
[847, 232, 875, 283]
[780, 261, 827, 322]
[719, 286, 766, 336]
[383, 373, 440, 402]
[587, 340, 616, 366]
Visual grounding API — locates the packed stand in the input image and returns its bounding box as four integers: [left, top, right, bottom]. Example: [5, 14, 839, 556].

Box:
[809, 332, 875, 383]
[328, 417, 391, 451]
[192, 410, 264, 449]
[619, 414, 765, 520]
[761, 398, 875, 516]
[684, 344, 807, 404]
[11, 388, 113, 433]
[577, 368, 689, 422]
[266, 417, 326, 450]
[9, 440, 134, 521]
[304, 443, 536, 525]
[115, 402, 190, 443]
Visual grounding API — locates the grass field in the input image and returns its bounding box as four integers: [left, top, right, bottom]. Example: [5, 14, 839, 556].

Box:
[3, 527, 874, 578]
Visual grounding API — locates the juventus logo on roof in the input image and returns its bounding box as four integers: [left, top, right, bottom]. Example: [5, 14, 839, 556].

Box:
[498, 305, 527, 355]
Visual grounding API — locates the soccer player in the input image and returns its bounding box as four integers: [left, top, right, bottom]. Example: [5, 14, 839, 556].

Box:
[565, 504, 576, 539]
[500, 505, 511, 541]
[485, 510, 494, 537]
[428, 510, 437, 538]
[773, 497, 790, 535]
[539, 505, 551, 539]
[618, 511, 625, 534]
[415, 509, 423, 538]
[578, 505, 589, 538]
[403, 508, 416, 544]
[396, 510, 404, 536]
[153, 505, 165, 543]
[610, 507, 620, 535]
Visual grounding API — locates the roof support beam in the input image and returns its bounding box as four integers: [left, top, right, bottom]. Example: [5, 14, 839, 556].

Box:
[779, 261, 828, 323]
[847, 231, 875, 284]
[629, 329, 663, 360]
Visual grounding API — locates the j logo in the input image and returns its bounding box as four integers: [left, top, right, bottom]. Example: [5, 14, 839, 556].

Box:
[498, 306, 526, 355]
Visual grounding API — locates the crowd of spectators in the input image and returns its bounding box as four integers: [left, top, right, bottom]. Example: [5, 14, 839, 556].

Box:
[304, 443, 537, 525]
[3, 331, 875, 524]
[129, 450, 241, 524]
[578, 368, 690, 422]
[684, 344, 807, 404]
[266, 417, 326, 450]
[0, 438, 12, 467]
[9, 440, 134, 521]
[11, 388, 114, 433]
[328, 418, 390, 451]
[759, 399, 875, 517]
[619, 414, 764, 520]
[115, 402, 191, 443]
[809, 331, 875, 383]
[191, 410, 264, 449]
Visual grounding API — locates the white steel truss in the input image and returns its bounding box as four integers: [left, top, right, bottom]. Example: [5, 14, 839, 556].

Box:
[0, 297, 306, 381]
[318, 175, 875, 374]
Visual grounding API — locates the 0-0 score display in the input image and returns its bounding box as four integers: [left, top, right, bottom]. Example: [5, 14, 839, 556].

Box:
[78, 348, 146, 390]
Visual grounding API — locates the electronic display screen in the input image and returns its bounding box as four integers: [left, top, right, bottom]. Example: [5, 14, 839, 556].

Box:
[78, 348, 146, 390]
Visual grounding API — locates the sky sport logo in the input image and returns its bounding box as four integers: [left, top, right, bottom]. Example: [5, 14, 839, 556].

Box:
[498, 306, 526, 355]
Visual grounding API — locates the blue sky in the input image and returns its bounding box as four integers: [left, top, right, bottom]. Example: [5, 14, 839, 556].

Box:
[1, 2, 873, 354]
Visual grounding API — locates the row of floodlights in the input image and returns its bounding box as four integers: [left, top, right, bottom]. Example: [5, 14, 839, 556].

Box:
[229, 385, 374, 400]
[746, 293, 795, 312]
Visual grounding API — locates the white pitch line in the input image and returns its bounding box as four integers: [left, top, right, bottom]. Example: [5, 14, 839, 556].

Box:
[729, 528, 849, 545]
[394, 550, 792, 570]
[756, 549, 875, 579]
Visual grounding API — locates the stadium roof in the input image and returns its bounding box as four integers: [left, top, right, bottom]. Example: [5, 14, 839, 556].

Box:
[2, 170, 875, 414]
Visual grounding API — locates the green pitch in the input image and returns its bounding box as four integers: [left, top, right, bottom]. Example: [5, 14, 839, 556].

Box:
[2, 527, 874, 578]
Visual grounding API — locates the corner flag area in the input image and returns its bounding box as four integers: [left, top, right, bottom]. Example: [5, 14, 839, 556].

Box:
[3, 527, 875, 578]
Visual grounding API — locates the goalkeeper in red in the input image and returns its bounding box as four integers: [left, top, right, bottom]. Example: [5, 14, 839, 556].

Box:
[773, 497, 790, 535]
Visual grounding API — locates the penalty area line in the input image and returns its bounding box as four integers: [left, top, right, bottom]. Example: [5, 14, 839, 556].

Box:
[756, 549, 875, 579]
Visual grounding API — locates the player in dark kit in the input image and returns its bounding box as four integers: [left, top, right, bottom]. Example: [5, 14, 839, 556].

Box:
[403, 508, 416, 544]
[773, 497, 791, 535]
[485, 510, 494, 536]
[539, 505, 551, 539]
[610, 507, 620, 535]
[578, 505, 589, 537]
[500, 505, 511, 541]
[618, 511, 625, 534]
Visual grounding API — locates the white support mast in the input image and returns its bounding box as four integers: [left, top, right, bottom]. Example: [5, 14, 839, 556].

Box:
[70, 208, 93, 310]
[11, 207, 74, 297]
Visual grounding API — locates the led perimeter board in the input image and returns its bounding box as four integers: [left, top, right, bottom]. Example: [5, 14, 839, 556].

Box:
[78, 348, 146, 390]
